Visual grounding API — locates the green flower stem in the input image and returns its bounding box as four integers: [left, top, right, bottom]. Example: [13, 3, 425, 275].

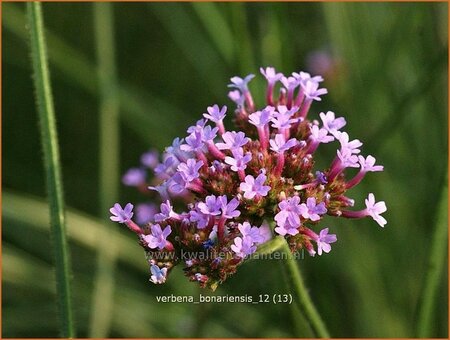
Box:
[26, 2, 75, 337]
[416, 178, 448, 337]
[88, 3, 120, 337]
[281, 241, 330, 338]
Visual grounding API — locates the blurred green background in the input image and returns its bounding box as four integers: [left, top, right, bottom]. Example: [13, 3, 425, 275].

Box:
[2, 2, 448, 338]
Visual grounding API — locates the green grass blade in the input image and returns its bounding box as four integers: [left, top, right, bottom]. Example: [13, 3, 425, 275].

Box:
[416, 177, 448, 337]
[26, 2, 75, 337]
[88, 3, 120, 337]
[191, 3, 235, 65]
[3, 4, 184, 145]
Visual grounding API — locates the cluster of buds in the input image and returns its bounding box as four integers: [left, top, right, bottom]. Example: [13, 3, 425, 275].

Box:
[110, 67, 387, 290]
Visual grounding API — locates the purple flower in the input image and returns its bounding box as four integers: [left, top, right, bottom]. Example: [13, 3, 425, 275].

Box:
[168, 172, 188, 194]
[224, 148, 252, 172]
[187, 119, 207, 134]
[135, 203, 157, 225]
[180, 131, 205, 153]
[260, 66, 283, 84]
[316, 171, 328, 185]
[143, 224, 172, 250]
[228, 90, 245, 106]
[280, 75, 299, 91]
[140, 150, 159, 169]
[228, 74, 255, 92]
[220, 195, 241, 219]
[110, 203, 134, 223]
[150, 265, 168, 284]
[358, 155, 384, 172]
[154, 200, 178, 222]
[122, 168, 146, 186]
[231, 236, 256, 258]
[309, 125, 334, 144]
[198, 195, 222, 216]
[238, 222, 265, 244]
[148, 181, 170, 200]
[189, 208, 210, 229]
[271, 105, 300, 130]
[216, 131, 250, 150]
[335, 131, 362, 154]
[292, 71, 324, 85]
[166, 137, 191, 162]
[154, 154, 179, 179]
[203, 104, 227, 123]
[300, 197, 327, 222]
[301, 79, 328, 101]
[177, 159, 203, 182]
[274, 196, 302, 235]
[239, 172, 271, 199]
[201, 125, 219, 142]
[316, 228, 337, 255]
[249, 106, 275, 127]
[258, 221, 273, 243]
[269, 134, 298, 153]
[319, 111, 346, 134]
[365, 193, 387, 227]
[337, 147, 360, 168]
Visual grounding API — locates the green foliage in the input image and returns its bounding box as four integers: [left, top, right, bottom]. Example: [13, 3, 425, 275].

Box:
[3, 2, 448, 337]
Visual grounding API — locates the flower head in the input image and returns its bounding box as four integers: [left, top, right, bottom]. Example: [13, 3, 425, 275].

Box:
[122, 168, 146, 186]
[358, 155, 384, 172]
[238, 222, 265, 244]
[220, 196, 241, 219]
[203, 104, 227, 123]
[228, 74, 255, 92]
[260, 66, 283, 84]
[216, 131, 250, 150]
[249, 106, 275, 127]
[231, 236, 257, 258]
[224, 148, 252, 172]
[177, 159, 203, 182]
[301, 79, 328, 101]
[300, 197, 327, 222]
[270, 134, 298, 153]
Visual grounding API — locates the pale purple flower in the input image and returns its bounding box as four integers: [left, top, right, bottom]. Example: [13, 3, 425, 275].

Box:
[224, 149, 252, 172]
[187, 119, 207, 134]
[135, 203, 157, 225]
[228, 90, 245, 106]
[280, 75, 299, 90]
[140, 150, 159, 169]
[122, 168, 146, 186]
[309, 125, 334, 144]
[316, 228, 337, 255]
[259, 221, 273, 243]
[337, 147, 360, 168]
[180, 131, 205, 153]
[154, 200, 178, 222]
[143, 224, 172, 250]
[365, 193, 387, 227]
[358, 155, 384, 172]
[201, 125, 219, 142]
[216, 131, 250, 150]
[166, 137, 191, 162]
[228, 74, 255, 92]
[260, 66, 283, 84]
[269, 134, 298, 153]
[292, 71, 324, 85]
[301, 79, 328, 101]
[319, 111, 346, 134]
[300, 197, 327, 222]
[168, 173, 189, 194]
[316, 171, 328, 184]
[110, 203, 134, 223]
[271, 105, 300, 130]
[219, 196, 241, 219]
[203, 104, 227, 123]
[150, 265, 168, 284]
[177, 159, 203, 182]
[148, 181, 170, 200]
[231, 236, 256, 258]
[189, 209, 209, 229]
[154, 154, 179, 178]
[335, 131, 362, 154]
[249, 106, 275, 127]
[238, 222, 265, 244]
[198, 195, 222, 216]
[239, 172, 271, 199]
[274, 196, 302, 234]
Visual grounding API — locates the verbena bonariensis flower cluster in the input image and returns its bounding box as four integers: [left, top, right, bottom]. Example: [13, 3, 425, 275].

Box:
[110, 67, 387, 290]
